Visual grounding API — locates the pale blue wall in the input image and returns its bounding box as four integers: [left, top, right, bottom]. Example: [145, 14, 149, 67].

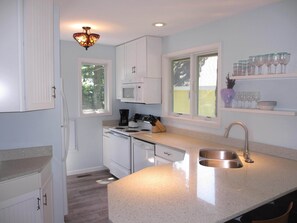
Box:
[136, 0, 297, 149]
[60, 41, 133, 174]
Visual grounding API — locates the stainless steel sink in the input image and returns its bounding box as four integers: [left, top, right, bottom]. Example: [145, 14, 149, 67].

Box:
[199, 149, 243, 169]
[199, 159, 243, 168]
[199, 149, 237, 160]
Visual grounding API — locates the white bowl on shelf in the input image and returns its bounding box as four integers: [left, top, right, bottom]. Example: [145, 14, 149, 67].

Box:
[257, 101, 277, 110]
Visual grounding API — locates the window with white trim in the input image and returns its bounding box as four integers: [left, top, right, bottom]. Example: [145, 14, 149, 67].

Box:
[162, 43, 221, 126]
[78, 58, 112, 116]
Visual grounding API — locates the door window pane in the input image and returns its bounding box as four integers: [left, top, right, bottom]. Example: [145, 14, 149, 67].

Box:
[172, 58, 190, 114]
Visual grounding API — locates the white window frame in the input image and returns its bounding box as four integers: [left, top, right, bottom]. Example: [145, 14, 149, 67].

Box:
[78, 58, 112, 117]
[162, 43, 221, 128]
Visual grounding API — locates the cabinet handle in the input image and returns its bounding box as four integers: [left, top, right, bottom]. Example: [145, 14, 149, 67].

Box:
[52, 86, 56, 98]
[37, 197, 41, 210]
[43, 193, 48, 206]
[164, 152, 171, 156]
[132, 66, 136, 73]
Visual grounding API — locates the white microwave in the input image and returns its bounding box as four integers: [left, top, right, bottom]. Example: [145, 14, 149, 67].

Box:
[120, 78, 161, 104]
[121, 83, 143, 103]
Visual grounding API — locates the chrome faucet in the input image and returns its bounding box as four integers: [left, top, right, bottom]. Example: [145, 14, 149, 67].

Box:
[224, 121, 254, 163]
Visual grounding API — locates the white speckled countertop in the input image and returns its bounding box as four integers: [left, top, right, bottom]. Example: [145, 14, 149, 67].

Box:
[0, 146, 52, 182]
[108, 133, 297, 223]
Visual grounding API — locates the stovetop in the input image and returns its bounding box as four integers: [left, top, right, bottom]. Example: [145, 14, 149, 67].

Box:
[109, 123, 151, 136]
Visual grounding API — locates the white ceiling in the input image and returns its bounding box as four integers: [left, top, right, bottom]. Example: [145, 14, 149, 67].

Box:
[58, 0, 282, 46]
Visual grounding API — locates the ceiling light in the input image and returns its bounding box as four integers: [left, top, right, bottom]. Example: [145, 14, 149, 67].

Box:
[73, 27, 100, 50]
[153, 22, 166, 27]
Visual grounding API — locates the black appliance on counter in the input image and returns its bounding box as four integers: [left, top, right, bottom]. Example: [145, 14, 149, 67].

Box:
[119, 109, 129, 126]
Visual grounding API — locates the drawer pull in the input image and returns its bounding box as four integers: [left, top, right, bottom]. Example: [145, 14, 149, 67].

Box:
[164, 152, 171, 156]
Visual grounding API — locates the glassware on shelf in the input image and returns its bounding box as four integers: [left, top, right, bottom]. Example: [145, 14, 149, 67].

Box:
[248, 56, 256, 75]
[239, 60, 248, 76]
[266, 54, 274, 74]
[233, 63, 239, 76]
[232, 91, 261, 109]
[272, 53, 280, 74]
[232, 51, 290, 76]
[278, 52, 291, 74]
[255, 55, 267, 75]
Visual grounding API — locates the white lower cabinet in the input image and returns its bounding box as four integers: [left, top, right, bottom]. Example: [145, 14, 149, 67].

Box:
[0, 162, 53, 223]
[41, 175, 53, 223]
[0, 190, 41, 223]
[155, 144, 185, 165]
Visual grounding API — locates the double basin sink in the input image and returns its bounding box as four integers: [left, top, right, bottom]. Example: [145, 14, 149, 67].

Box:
[199, 148, 243, 168]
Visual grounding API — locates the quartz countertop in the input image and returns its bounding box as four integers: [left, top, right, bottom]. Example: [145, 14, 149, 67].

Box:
[108, 132, 297, 223]
[0, 146, 52, 182]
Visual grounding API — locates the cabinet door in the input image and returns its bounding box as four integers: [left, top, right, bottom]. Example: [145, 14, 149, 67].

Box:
[41, 176, 53, 223]
[0, 190, 42, 223]
[135, 37, 147, 78]
[24, 0, 55, 110]
[116, 45, 125, 99]
[125, 38, 147, 81]
[125, 41, 137, 81]
[0, 0, 54, 112]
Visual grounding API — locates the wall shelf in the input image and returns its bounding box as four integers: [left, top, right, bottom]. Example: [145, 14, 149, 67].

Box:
[232, 73, 297, 80]
[221, 107, 297, 116]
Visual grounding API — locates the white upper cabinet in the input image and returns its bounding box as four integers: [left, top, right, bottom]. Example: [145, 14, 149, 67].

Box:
[0, 0, 55, 112]
[116, 45, 125, 99]
[121, 36, 162, 83]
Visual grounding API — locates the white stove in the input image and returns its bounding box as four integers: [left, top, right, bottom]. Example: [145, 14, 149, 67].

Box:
[109, 122, 152, 136]
[108, 122, 152, 179]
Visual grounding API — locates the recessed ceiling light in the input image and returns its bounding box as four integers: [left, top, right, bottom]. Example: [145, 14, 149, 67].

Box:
[153, 22, 166, 27]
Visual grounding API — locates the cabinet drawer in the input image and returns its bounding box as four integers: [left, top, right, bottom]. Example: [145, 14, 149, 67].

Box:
[155, 144, 185, 162]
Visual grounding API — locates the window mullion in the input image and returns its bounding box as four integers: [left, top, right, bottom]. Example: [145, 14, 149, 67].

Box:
[190, 54, 196, 117]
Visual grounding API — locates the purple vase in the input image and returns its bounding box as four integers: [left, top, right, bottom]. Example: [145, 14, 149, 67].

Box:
[220, 88, 235, 108]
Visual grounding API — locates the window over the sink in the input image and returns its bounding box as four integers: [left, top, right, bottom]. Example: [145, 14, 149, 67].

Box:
[78, 58, 112, 116]
[162, 43, 221, 127]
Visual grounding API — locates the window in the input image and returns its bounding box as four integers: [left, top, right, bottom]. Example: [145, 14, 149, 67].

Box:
[78, 58, 112, 116]
[163, 43, 221, 126]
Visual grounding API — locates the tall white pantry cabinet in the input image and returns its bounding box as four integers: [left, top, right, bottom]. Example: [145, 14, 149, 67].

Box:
[0, 0, 55, 112]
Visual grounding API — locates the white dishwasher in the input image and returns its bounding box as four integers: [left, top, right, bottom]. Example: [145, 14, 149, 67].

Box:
[132, 138, 155, 173]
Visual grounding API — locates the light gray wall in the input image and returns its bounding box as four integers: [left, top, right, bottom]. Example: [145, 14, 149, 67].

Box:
[159, 0, 297, 149]
[60, 41, 132, 174]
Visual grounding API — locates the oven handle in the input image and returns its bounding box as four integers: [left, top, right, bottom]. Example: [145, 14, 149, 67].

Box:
[109, 131, 130, 140]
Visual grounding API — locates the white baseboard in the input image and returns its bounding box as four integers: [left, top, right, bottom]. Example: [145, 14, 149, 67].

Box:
[67, 165, 108, 176]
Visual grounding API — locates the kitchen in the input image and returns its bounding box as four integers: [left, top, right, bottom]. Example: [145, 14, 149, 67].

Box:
[0, 0, 297, 222]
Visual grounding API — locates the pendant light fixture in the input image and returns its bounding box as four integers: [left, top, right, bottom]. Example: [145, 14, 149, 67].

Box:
[73, 27, 100, 50]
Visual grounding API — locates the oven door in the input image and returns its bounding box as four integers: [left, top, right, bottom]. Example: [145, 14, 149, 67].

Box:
[109, 131, 131, 178]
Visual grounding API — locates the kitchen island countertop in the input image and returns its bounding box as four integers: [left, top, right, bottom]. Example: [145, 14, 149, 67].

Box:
[108, 132, 297, 223]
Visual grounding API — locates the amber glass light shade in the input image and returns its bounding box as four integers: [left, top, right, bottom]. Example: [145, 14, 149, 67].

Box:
[73, 27, 100, 50]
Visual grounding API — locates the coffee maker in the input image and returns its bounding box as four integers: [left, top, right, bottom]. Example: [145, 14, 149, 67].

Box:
[119, 109, 129, 126]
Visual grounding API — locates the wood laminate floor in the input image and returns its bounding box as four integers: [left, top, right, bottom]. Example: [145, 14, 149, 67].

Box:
[64, 170, 115, 223]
